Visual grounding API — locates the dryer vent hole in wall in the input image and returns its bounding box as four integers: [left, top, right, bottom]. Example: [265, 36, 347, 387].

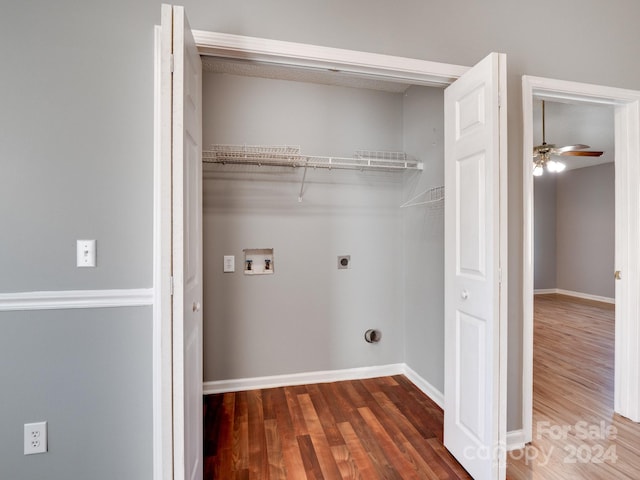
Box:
[365, 329, 382, 343]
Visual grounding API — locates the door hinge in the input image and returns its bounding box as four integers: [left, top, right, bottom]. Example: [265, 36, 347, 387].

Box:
[498, 268, 503, 285]
[169, 276, 174, 296]
[169, 54, 174, 73]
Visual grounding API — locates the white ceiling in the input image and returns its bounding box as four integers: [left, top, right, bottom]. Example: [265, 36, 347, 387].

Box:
[533, 99, 615, 171]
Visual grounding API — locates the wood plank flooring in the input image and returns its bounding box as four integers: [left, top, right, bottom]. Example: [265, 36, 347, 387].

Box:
[204, 374, 471, 479]
[204, 294, 640, 479]
[506, 294, 640, 480]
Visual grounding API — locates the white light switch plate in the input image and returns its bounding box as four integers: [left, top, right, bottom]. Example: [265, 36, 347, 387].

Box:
[223, 255, 235, 273]
[77, 240, 96, 267]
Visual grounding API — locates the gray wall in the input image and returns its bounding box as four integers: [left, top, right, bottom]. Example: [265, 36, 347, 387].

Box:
[0, 308, 152, 480]
[1, 2, 157, 479]
[534, 175, 557, 289]
[201, 75, 446, 385]
[202, 73, 403, 156]
[202, 73, 406, 380]
[557, 163, 615, 298]
[0, 2, 154, 293]
[402, 86, 446, 391]
[534, 163, 615, 298]
[4, 1, 640, 477]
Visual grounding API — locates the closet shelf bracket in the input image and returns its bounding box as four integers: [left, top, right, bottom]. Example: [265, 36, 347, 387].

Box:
[400, 185, 445, 208]
[298, 159, 309, 203]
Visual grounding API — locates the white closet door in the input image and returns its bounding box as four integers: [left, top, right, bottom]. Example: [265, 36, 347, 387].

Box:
[162, 4, 203, 480]
[444, 52, 507, 480]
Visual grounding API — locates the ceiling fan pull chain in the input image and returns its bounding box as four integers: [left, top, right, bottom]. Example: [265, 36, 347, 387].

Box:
[542, 100, 546, 144]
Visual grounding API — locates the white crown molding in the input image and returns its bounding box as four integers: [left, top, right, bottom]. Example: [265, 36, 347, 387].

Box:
[0, 288, 154, 311]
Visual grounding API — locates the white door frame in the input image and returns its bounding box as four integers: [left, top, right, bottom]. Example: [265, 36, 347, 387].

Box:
[522, 75, 640, 443]
[153, 28, 508, 478]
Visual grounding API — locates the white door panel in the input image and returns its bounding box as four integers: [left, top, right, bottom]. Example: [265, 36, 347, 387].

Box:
[164, 4, 203, 480]
[444, 52, 506, 480]
[457, 152, 486, 278]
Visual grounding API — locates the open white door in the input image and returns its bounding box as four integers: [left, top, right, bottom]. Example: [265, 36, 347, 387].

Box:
[444, 52, 507, 480]
[160, 4, 203, 480]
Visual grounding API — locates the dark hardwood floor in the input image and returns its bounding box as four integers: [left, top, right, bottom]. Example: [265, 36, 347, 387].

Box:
[204, 374, 471, 479]
[204, 294, 640, 479]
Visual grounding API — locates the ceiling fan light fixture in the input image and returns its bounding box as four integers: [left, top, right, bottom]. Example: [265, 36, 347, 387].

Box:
[533, 163, 544, 176]
[532, 100, 604, 175]
[546, 159, 566, 173]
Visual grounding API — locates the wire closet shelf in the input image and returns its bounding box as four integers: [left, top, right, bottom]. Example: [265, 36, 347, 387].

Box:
[202, 144, 424, 171]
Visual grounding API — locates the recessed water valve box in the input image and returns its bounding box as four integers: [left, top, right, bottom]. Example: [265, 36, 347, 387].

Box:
[243, 248, 274, 275]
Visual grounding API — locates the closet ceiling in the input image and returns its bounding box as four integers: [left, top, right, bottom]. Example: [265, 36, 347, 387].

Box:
[201, 57, 413, 93]
[533, 100, 614, 171]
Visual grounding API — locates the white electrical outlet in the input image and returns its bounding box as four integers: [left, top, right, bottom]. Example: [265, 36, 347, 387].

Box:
[77, 240, 97, 267]
[24, 421, 47, 455]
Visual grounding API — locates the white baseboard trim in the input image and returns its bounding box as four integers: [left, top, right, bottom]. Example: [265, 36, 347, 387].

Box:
[506, 429, 526, 451]
[534, 288, 614, 304]
[203, 363, 447, 410]
[402, 364, 444, 409]
[203, 363, 405, 394]
[533, 288, 557, 295]
[0, 288, 155, 311]
[556, 289, 614, 304]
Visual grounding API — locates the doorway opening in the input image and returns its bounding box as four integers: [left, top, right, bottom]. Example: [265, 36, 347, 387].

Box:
[521, 76, 640, 448]
[532, 99, 615, 305]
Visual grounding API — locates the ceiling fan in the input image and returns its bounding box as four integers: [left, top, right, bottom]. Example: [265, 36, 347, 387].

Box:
[533, 100, 604, 176]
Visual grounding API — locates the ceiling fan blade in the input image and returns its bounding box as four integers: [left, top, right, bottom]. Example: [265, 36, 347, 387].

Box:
[551, 144, 590, 154]
[558, 150, 604, 157]
[533, 101, 605, 160]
